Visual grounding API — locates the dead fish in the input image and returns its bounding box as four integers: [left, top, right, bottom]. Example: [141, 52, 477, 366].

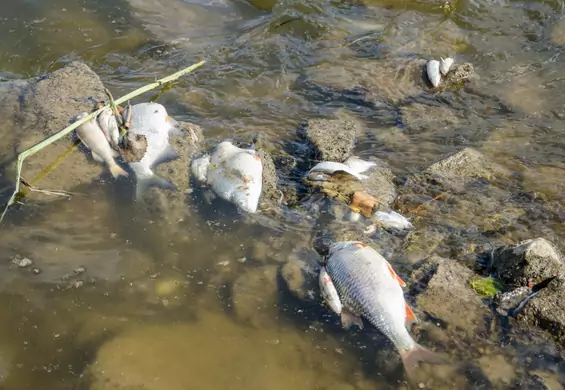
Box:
[319, 266, 342, 314]
[426, 60, 441, 88]
[121, 103, 182, 198]
[308, 162, 367, 181]
[324, 241, 445, 377]
[343, 156, 377, 173]
[440, 57, 454, 76]
[191, 141, 263, 213]
[96, 105, 120, 148]
[373, 210, 414, 232]
[74, 112, 129, 179]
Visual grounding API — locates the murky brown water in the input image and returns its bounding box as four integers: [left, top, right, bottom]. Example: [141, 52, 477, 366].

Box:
[1, 0, 565, 388]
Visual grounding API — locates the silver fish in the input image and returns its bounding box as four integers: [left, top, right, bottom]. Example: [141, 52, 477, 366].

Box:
[97, 107, 120, 148]
[191, 141, 263, 213]
[324, 241, 444, 377]
[373, 210, 414, 232]
[74, 112, 128, 179]
[440, 57, 454, 76]
[122, 103, 181, 198]
[307, 161, 369, 181]
[426, 60, 441, 88]
[343, 156, 377, 174]
[319, 266, 342, 314]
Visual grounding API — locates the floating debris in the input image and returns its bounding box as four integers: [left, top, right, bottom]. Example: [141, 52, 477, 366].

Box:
[11, 255, 33, 268]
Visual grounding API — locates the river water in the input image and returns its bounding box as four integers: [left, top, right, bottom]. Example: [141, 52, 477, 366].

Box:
[1, 0, 565, 388]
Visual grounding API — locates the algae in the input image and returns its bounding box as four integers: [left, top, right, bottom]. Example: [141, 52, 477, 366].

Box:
[471, 277, 506, 298]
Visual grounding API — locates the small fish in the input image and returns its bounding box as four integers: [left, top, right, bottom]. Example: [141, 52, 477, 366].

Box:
[373, 210, 414, 232]
[191, 141, 263, 213]
[343, 156, 377, 174]
[122, 103, 182, 198]
[440, 57, 454, 76]
[74, 112, 129, 179]
[308, 161, 369, 181]
[96, 106, 120, 148]
[319, 266, 342, 314]
[324, 241, 445, 378]
[426, 60, 441, 88]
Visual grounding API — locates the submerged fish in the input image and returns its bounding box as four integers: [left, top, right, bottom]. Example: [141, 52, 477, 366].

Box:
[319, 266, 342, 314]
[74, 112, 129, 179]
[122, 103, 182, 197]
[191, 141, 263, 213]
[373, 210, 414, 233]
[96, 106, 120, 148]
[324, 241, 444, 377]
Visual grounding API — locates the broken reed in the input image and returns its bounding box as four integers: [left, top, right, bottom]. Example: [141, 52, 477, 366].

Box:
[0, 60, 206, 224]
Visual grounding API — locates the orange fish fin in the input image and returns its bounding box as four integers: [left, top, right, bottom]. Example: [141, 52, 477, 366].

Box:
[405, 303, 418, 327]
[353, 242, 367, 248]
[386, 262, 407, 287]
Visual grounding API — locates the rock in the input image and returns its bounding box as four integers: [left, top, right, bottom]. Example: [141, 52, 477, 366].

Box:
[232, 265, 279, 327]
[85, 310, 355, 390]
[518, 275, 565, 346]
[362, 159, 397, 208]
[302, 118, 359, 163]
[280, 255, 317, 301]
[412, 256, 490, 338]
[478, 354, 516, 385]
[488, 238, 565, 286]
[256, 148, 281, 206]
[402, 148, 494, 193]
[551, 18, 565, 46]
[18, 62, 106, 138]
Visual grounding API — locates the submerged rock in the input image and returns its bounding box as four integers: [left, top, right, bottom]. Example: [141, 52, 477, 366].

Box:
[412, 256, 490, 338]
[488, 238, 565, 286]
[256, 148, 281, 207]
[519, 275, 565, 347]
[302, 117, 359, 163]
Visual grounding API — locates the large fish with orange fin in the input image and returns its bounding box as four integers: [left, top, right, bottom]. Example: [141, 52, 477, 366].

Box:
[320, 241, 445, 378]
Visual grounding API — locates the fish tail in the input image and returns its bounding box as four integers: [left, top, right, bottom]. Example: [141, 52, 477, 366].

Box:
[400, 343, 446, 379]
[109, 163, 129, 179]
[135, 173, 177, 199]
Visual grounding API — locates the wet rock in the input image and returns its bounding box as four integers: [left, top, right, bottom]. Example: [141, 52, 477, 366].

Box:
[362, 159, 397, 208]
[412, 256, 490, 338]
[85, 310, 355, 390]
[523, 371, 563, 390]
[401, 103, 460, 133]
[518, 275, 565, 346]
[551, 18, 565, 47]
[478, 354, 515, 385]
[280, 255, 317, 301]
[10, 255, 32, 268]
[488, 238, 565, 286]
[302, 118, 359, 163]
[18, 62, 106, 138]
[405, 147, 493, 192]
[232, 265, 279, 327]
[256, 148, 281, 207]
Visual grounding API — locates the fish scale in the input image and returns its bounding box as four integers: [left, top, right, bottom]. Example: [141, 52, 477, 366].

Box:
[326, 244, 415, 352]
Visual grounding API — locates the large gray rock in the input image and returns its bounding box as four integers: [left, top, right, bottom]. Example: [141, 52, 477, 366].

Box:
[256, 148, 280, 207]
[302, 118, 359, 163]
[518, 275, 565, 346]
[412, 256, 490, 338]
[402, 147, 494, 193]
[488, 238, 565, 286]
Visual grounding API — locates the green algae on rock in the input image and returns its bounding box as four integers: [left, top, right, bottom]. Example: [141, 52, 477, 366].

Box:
[470, 277, 506, 298]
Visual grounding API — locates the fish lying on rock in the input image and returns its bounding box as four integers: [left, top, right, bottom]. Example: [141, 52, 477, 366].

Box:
[191, 140, 263, 213]
[321, 241, 445, 377]
[74, 112, 129, 179]
[96, 103, 120, 148]
[307, 155, 376, 181]
[120, 102, 182, 198]
[426, 57, 455, 88]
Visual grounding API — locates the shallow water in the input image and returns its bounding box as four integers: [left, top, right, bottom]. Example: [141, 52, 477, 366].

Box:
[1, 0, 565, 388]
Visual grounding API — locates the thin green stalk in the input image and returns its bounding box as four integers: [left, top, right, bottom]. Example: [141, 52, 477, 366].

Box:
[0, 60, 206, 223]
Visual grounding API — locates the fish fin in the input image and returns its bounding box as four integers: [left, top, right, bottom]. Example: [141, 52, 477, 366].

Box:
[386, 262, 407, 287]
[166, 116, 182, 136]
[91, 152, 104, 163]
[353, 242, 367, 249]
[400, 343, 446, 380]
[358, 173, 369, 180]
[153, 144, 180, 167]
[135, 173, 176, 199]
[405, 303, 418, 328]
[340, 309, 364, 330]
[109, 163, 129, 179]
